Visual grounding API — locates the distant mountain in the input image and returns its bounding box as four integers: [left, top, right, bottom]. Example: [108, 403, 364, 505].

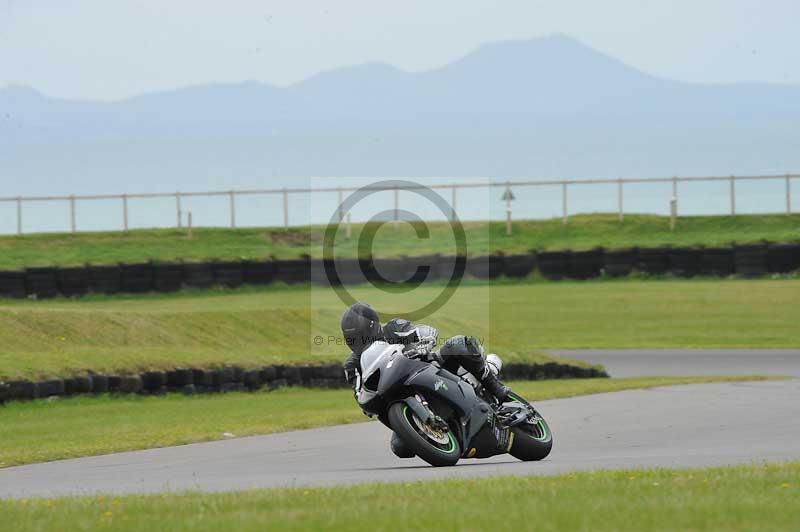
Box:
[1, 34, 799, 195]
[4, 34, 800, 143]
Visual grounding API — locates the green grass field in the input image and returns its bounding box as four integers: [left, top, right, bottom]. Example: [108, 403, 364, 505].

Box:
[0, 376, 777, 468]
[1, 213, 799, 269]
[3, 461, 797, 531]
[0, 278, 797, 381]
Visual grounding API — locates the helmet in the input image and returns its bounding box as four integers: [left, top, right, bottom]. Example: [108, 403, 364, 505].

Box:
[340, 302, 383, 355]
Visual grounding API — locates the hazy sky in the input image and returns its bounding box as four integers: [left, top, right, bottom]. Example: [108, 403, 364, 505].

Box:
[1, 0, 798, 100]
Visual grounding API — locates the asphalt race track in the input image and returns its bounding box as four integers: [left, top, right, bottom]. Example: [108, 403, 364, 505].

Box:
[1, 350, 799, 498]
[553, 348, 800, 378]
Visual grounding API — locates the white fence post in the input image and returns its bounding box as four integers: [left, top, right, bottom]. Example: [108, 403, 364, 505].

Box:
[122, 194, 129, 232]
[176, 192, 182, 228]
[617, 178, 624, 222]
[16, 196, 22, 235]
[282, 188, 288, 228]
[393, 186, 399, 223]
[337, 187, 344, 222]
[69, 195, 76, 233]
[730, 175, 736, 215]
[451, 185, 457, 221]
[229, 190, 236, 228]
[562, 182, 568, 225]
[787, 174, 792, 214]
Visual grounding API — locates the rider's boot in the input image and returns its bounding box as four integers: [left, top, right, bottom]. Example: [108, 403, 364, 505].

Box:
[480, 368, 511, 402]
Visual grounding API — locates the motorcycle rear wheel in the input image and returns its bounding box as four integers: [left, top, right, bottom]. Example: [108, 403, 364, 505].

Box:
[388, 402, 460, 467]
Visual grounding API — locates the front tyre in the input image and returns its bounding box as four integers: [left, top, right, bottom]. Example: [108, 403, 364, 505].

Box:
[509, 415, 553, 461]
[388, 402, 460, 467]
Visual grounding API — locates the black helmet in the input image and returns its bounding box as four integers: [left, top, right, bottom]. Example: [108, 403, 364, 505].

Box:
[340, 302, 383, 355]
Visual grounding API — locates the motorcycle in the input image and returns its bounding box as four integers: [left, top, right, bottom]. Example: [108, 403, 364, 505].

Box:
[356, 339, 553, 467]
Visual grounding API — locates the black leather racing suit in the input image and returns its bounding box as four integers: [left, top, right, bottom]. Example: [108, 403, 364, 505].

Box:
[342, 318, 494, 388]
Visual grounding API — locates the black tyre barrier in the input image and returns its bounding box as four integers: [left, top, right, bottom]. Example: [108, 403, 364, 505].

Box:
[65, 375, 93, 395]
[152, 263, 183, 293]
[91, 374, 110, 393]
[88, 265, 121, 295]
[537, 251, 571, 280]
[0, 361, 607, 403]
[36, 379, 65, 398]
[767, 244, 800, 274]
[734, 244, 768, 278]
[243, 260, 275, 285]
[502, 254, 536, 278]
[603, 248, 638, 278]
[0, 271, 26, 299]
[120, 263, 153, 293]
[192, 369, 215, 387]
[57, 267, 89, 297]
[699, 248, 734, 276]
[466, 255, 504, 280]
[166, 368, 194, 387]
[314, 258, 369, 286]
[118, 376, 142, 394]
[2, 242, 800, 303]
[568, 249, 604, 280]
[408, 255, 447, 282]
[637, 247, 671, 275]
[183, 262, 215, 288]
[212, 261, 244, 288]
[25, 267, 59, 299]
[273, 257, 310, 284]
[371, 258, 417, 284]
[669, 248, 702, 278]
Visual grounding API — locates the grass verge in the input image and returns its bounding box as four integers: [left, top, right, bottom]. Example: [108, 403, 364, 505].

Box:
[0, 375, 781, 468]
[1, 278, 799, 381]
[2, 461, 798, 531]
[1, 213, 799, 269]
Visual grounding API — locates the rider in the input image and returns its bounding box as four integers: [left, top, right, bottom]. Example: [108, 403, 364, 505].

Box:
[340, 301, 511, 401]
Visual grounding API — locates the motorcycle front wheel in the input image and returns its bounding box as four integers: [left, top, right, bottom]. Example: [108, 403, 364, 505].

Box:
[388, 402, 461, 467]
[509, 414, 553, 461]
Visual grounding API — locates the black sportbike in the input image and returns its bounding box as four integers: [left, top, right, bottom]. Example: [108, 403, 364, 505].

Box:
[356, 340, 553, 467]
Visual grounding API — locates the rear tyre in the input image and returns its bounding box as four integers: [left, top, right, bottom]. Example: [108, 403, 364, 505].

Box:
[388, 402, 460, 467]
[509, 416, 553, 461]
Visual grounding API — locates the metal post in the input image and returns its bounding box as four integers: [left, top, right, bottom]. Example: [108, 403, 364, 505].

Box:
[187, 211, 193, 239]
[730, 175, 736, 215]
[617, 179, 624, 222]
[176, 192, 182, 228]
[505, 188, 512, 236]
[451, 185, 457, 221]
[670, 196, 677, 230]
[229, 190, 236, 228]
[69, 195, 76, 233]
[787, 174, 792, 214]
[282, 188, 288, 228]
[393, 186, 399, 223]
[16, 196, 22, 235]
[561, 182, 568, 225]
[122, 194, 129, 232]
[337, 187, 344, 222]
[672, 176, 678, 201]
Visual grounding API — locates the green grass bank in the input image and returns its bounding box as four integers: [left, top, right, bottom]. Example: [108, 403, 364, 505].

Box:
[2, 461, 798, 531]
[1, 213, 799, 269]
